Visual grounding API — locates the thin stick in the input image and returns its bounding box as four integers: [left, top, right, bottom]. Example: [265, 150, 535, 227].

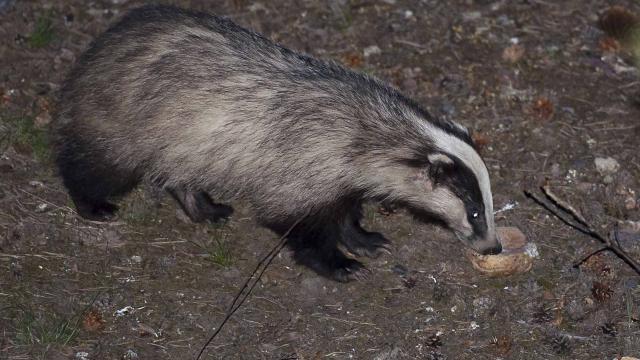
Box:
[196, 213, 308, 360]
[523, 191, 592, 237]
[524, 188, 640, 276]
[540, 184, 590, 230]
[572, 246, 608, 268]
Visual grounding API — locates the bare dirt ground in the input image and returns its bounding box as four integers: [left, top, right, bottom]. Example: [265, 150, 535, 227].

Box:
[1, 0, 640, 359]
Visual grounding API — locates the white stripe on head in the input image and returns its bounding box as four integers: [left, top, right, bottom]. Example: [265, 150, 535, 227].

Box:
[417, 119, 495, 241]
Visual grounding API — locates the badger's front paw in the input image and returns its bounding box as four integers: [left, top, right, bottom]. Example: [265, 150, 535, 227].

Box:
[341, 231, 391, 259]
[293, 247, 370, 282]
[331, 258, 371, 282]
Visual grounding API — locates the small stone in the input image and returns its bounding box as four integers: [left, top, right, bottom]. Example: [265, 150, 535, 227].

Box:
[29, 180, 44, 187]
[123, 349, 138, 360]
[462, 11, 482, 22]
[34, 111, 52, 127]
[603, 175, 614, 184]
[130, 255, 143, 264]
[363, 45, 382, 57]
[594, 157, 620, 176]
[75, 352, 90, 360]
[59, 48, 75, 62]
[502, 44, 525, 63]
[624, 194, 637, 210]
[114, 306, 135, 317]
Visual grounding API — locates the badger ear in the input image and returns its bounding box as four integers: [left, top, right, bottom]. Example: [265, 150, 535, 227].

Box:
[427, 153, 454, 182]
[405, 153, 454, 189]
[427, 153, 454, 166]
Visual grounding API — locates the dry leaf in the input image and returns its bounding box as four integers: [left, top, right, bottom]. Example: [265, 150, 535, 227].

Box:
[592, 281, 614, 302]
[471, 131, 490, 151]
[531, 97, 554, 121]
[493, 335, 512, 355]
[599, 37, 622, 53]
[82, 309, 105, 332]
[342, 53, 363, 68]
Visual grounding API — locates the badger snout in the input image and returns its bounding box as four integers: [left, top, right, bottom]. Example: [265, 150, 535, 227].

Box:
[478, 242, 502, 255]
[459, 233, 503, 255]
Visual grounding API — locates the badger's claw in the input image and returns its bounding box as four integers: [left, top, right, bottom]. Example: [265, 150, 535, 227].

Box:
[342, 231, 391, 259]
[292, 247, 370, 282]
[332, 258, 371, 282]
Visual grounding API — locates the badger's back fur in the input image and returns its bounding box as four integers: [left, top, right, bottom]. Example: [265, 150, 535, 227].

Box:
[54, 5, 500, 281]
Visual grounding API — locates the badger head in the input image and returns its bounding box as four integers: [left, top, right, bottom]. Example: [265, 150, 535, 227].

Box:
[392, 119, 501, 256]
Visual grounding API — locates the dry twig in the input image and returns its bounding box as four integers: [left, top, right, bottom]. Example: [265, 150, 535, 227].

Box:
[524, 185, 640, 276]
[196, 212, 308, 360]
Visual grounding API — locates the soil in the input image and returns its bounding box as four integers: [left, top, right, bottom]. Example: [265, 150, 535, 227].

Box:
[1, 1, 640, 359]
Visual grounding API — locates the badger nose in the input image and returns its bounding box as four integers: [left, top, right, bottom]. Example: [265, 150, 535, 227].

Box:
[480, 243, 502, 255]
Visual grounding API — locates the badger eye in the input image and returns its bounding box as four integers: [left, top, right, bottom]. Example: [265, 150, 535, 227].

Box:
[472, 212, 479, 219]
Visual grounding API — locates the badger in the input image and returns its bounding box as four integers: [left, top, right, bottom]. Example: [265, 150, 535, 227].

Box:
[52, 5, 502, 282]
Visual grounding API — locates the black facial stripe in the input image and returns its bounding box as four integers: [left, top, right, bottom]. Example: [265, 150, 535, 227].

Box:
[437, 157, 487, 239]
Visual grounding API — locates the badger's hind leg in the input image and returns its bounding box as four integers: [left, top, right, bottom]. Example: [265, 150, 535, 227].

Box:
[267, 216, 370, 282]
[167, 187, 233, 223]
[339, 205, 391, 258]
[56, 139, 139, 221]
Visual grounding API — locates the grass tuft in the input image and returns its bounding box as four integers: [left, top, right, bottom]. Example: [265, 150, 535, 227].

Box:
[28, 13, 55, 48]
[14, 309, 79, 346]
[0, 112, 50, 161]
[207, 239, 233, 267]
[14, 116, 50, 160]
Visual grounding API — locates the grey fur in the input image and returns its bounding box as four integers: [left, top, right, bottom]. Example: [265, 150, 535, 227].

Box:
[53, 5, 500, 280]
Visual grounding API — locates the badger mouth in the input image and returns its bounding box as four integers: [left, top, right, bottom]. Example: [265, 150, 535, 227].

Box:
[455, 232, 503, 256]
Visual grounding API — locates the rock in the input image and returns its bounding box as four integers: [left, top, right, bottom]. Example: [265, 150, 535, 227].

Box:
[502, 44, 525, 63]
[75, 352, 90, 360]
[594, 157, 620, 176]
[363, 45, 382, 57]
[29, 180, 44, 188]
[373, 347, 403, 360]
[462, 11, 482, 22]
[624, 191, 637, 210]
[123, 349, 139, 359]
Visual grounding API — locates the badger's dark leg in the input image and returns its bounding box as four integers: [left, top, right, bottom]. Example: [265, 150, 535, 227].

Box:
[167, 187, 233, 223]
[264, 214, 369, 282]
[339, 204, 391, 258]
[56, 138, 138, 221]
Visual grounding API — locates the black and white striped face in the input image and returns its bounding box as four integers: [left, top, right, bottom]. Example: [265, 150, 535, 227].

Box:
[408, 120, 501, 255]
